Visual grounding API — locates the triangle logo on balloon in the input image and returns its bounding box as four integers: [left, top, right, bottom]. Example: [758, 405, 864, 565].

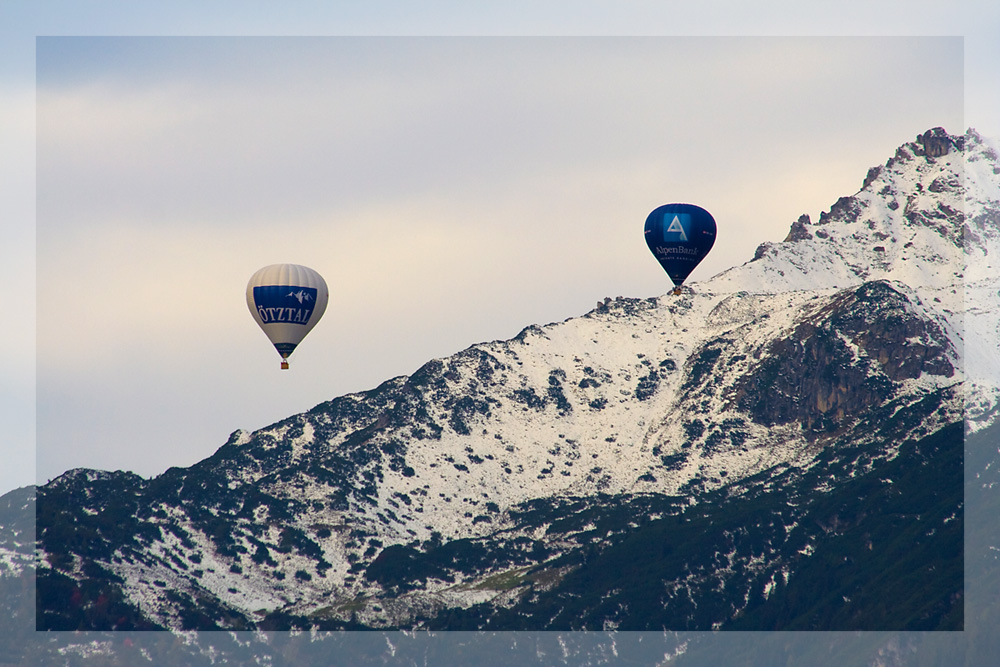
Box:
[665, 214, 689, 242]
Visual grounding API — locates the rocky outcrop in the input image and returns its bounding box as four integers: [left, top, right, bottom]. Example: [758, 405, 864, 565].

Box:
[863, 165, 884, 190]
[916, 127, 957, 158]
[817, 195, 862, 226]
[733, 281, 953, 432]
[783, 214, 813, 242]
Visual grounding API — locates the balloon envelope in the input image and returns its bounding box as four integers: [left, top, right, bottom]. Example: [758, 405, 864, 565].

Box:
[246, 264, 329, 368]
[644, 203, 717, 288]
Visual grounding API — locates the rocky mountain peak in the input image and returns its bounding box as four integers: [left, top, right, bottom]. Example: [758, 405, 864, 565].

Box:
[781, 213, 813, 243]
[711, 128, 1000, 298]
[916, 126, 959, 158]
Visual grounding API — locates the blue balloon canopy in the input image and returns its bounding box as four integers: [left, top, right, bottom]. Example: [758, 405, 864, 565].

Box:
[644, 203, 717, 289]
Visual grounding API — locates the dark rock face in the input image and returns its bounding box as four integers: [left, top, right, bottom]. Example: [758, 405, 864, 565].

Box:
[734, 281, 952, 431]
[863, 165, 884, 190]
[783, 214, 813, 242]
[827, 282, 954, 381]
[818, 195, 862, 226]
[751, 242, 772, 261]
[917, 127, 958, 158]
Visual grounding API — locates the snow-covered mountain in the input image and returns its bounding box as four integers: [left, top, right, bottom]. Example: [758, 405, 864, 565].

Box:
[710, 127, 1000, 424]
[0, 487, 33, 579]
[29, 128, 997, 636]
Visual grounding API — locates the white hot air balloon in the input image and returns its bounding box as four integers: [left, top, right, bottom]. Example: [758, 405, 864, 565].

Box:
[246, 264, 329, 369]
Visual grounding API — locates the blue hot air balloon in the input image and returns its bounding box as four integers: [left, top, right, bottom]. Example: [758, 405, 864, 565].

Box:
[247, 264, 329, 369]
[644, 203, 716, 294]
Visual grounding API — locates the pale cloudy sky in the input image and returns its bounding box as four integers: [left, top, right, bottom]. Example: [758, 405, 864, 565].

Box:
[2, 2, 997, 494]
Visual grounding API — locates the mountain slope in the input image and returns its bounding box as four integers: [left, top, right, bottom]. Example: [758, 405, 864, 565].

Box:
[0, 486, 35, 665]
[32, 127, 996, 634]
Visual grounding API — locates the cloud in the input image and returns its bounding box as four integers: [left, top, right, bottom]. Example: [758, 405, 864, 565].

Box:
[38, 38, 961, 228]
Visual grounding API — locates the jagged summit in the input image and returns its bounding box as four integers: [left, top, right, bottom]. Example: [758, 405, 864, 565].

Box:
[31, 128, 992, 633]
[708, 127, 997, 296]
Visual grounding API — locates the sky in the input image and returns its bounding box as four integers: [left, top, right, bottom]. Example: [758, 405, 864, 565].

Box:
[2, 2, 998, 495]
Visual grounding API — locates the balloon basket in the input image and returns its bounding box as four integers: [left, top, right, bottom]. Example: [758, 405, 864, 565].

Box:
[280, 360, 289, 370]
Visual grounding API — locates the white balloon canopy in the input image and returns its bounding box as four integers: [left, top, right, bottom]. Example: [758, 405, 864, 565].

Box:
[246, 264, 329, 369]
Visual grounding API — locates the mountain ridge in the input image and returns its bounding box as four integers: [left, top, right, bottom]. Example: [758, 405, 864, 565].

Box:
[24, 127, 996, 637]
